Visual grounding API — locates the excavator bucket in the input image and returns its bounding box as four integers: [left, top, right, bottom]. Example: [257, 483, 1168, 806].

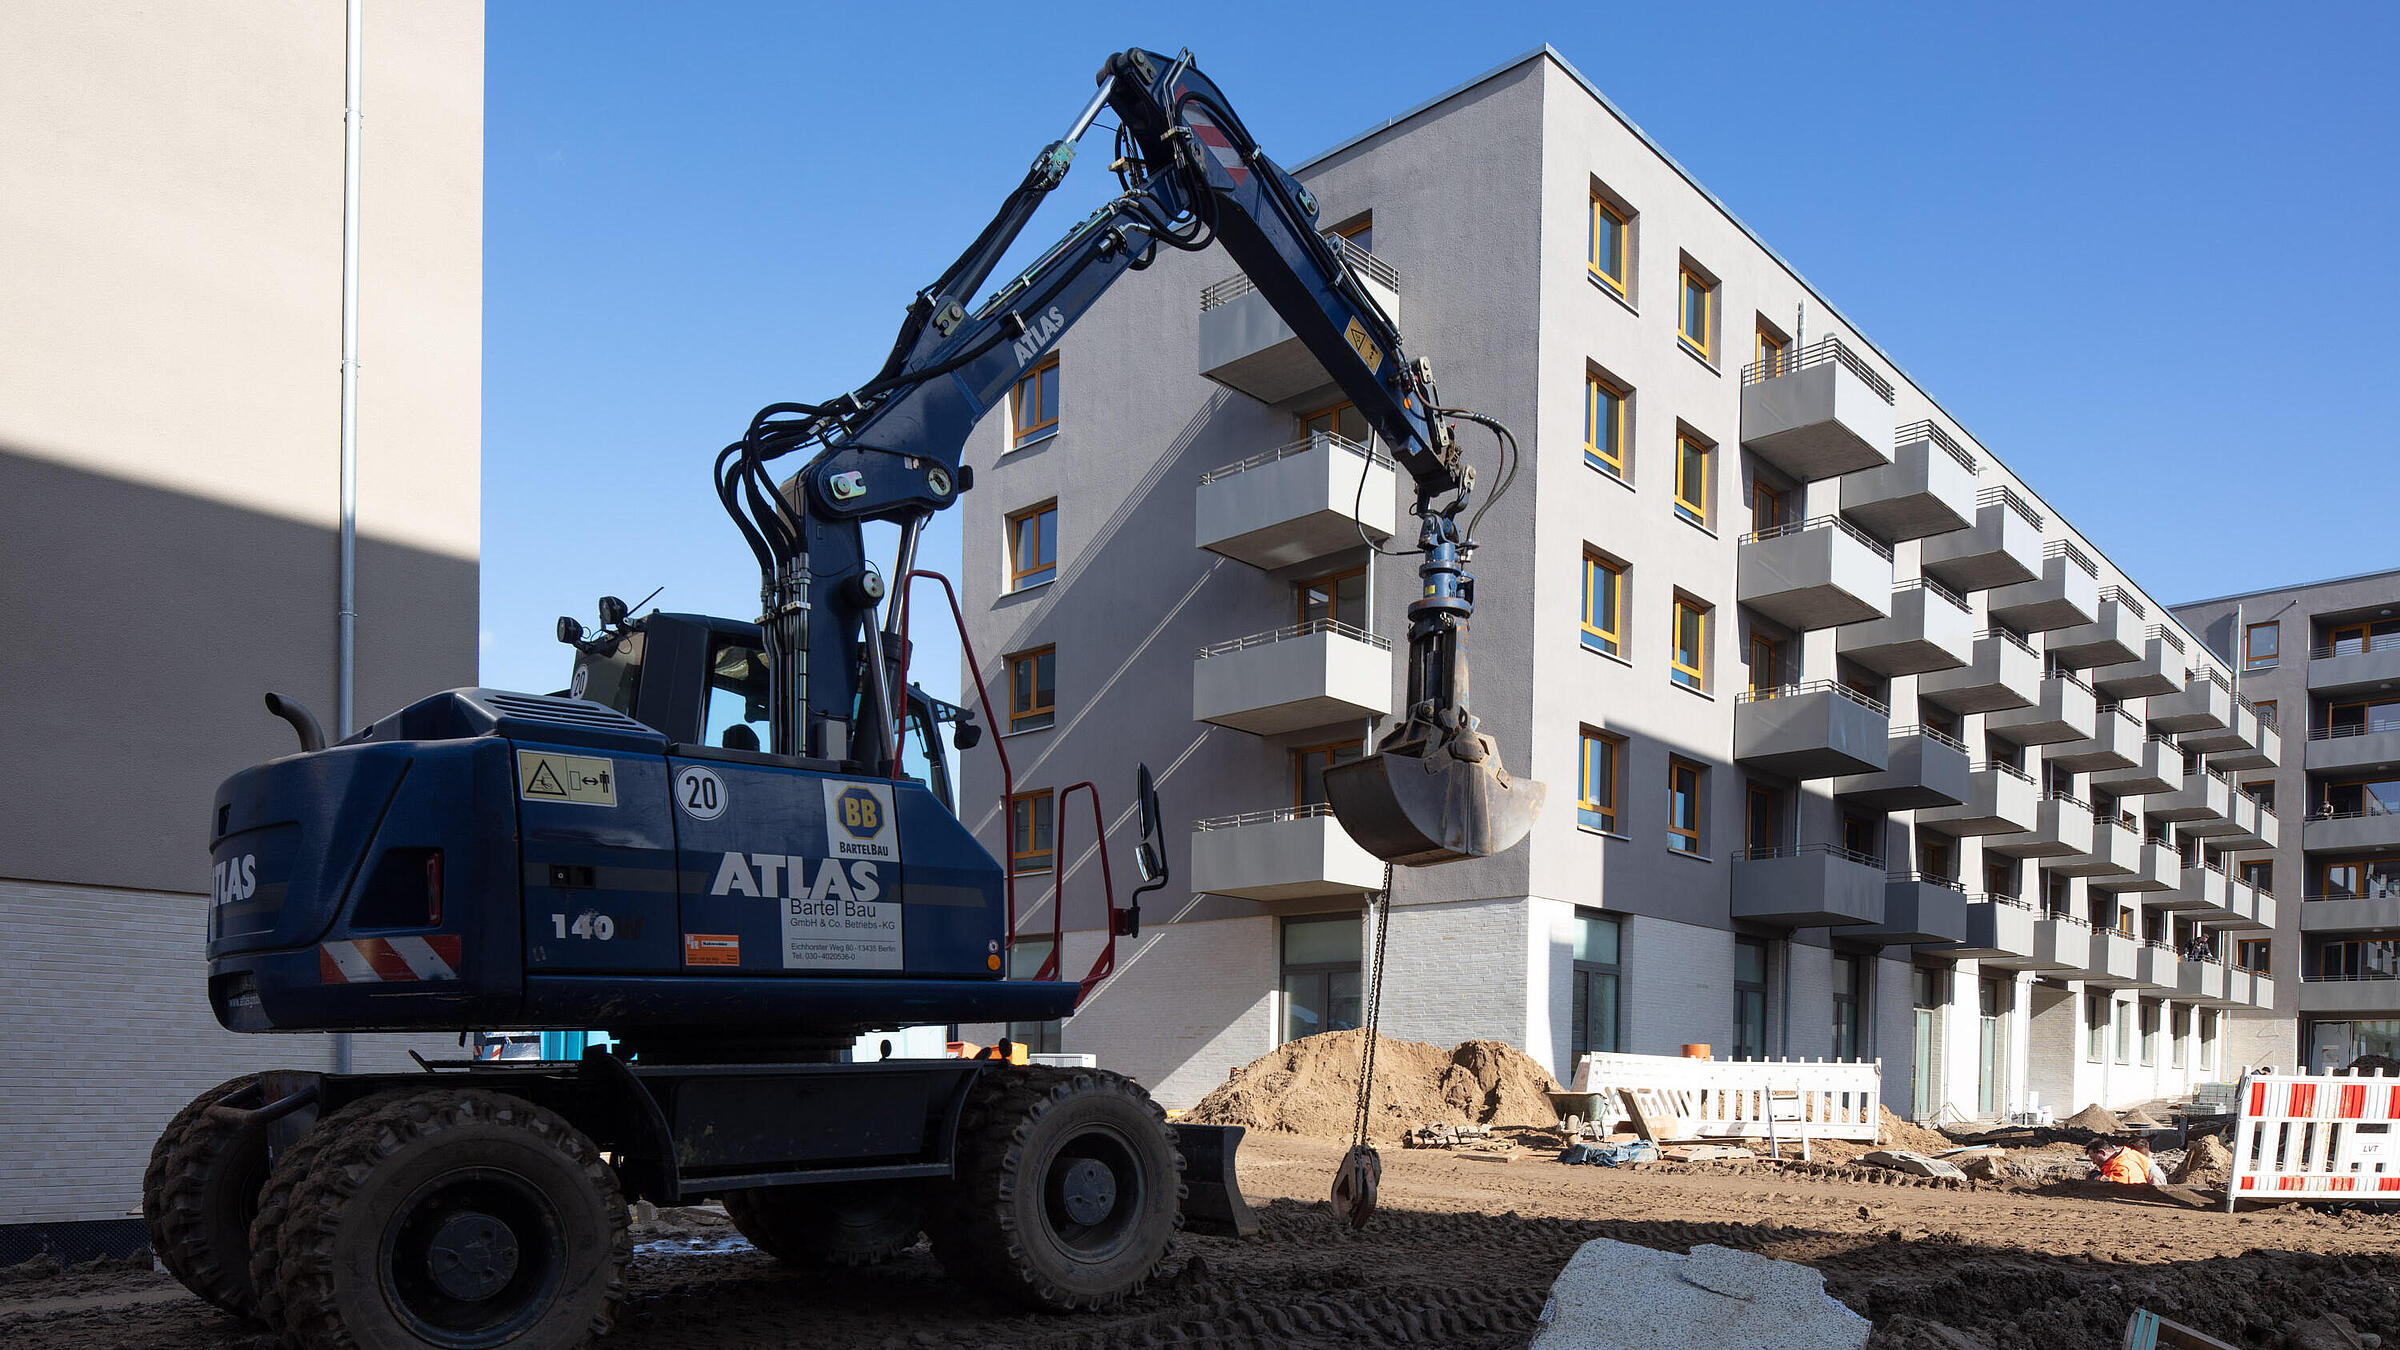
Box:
[1323, 745, 1545, 866]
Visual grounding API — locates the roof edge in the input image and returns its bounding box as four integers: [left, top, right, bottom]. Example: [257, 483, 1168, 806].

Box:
[2168, 565, 2400, 613]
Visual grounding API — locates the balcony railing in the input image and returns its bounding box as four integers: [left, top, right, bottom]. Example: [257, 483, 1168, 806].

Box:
[1199, 232, 1399, 310]
[2094, 701, 2142, 729]
[2312, 806, 2400, 823]
[1892, 419, 1978, 473]
[1893, 575, 1971, 613]
[1740, 336, 1895, 402]
[2301, 972, 2400, 985]
[1736, 842, 1887, 869]
[1738, 513, 1895, 561]
[2044, 538, 2099, 578]
[1974, 759, 2037, 783]
[1197, 430, 1391, 485]
[2046, 664, 2096, 694]
[2304, 891, 2400, 903]
[1194, 802, 1339, 831]
[1890, 871, 1968, 891]
[1973, 892, 2034, 909]
[1195, 617, 1390, 660]
[1977, 484, 2045, 529]
[2097, 586, 2148, 620]
[2314, 633, 2400, 659]
[2308, 722, 2399, 741]
[1735, 680, 1891, 715]
[1980, 626, 2038, 655]
[2148, 624, 2186, 655]
[1892, 722, 1970, 753]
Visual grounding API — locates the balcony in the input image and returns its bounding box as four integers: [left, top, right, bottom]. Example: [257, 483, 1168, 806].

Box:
[1836, 578, 1974, 676]
[2084, 927, 2142, 988]
[2300, 892, 2400, 932]
[1987, 791, 2094, 859]
[2179, 958, 2229, 1005]
[2213, 790, 2276, 852]
[1838, 420, 1977, 542]
[1856, 875, 1972, 946]
[2309, 632, 2400, 698]
[2305, 722, 2400, 776]
[2048, 588, 2149, 670]
[2180, 696, 2259, 756]
[2046, 702, 2144, 774]
[1835, 725, 1971, 810]
[2210, 709, 2280, 772]
[2222, 969, 2257, 1009]
[2299, 976, 2400, 1016]
[2118, 839, 2181, 893]
[1957, 895, 2039, 965]
[2221, 877, 2275, 932]
[2049, 813, 2138, 879]
[2092, 626, 2187, 700]
[1729, 844, 1886, 927]
[2147, 667, 2233, 735]
[1917, 760, 2040, 837]
[1198, 234, 1402, 405]
[1918, 628, 2043, 715]
[1733, 682, 1891, 778]
[2135, 942, 2180, 992]
[2028, 913, 2092, 971]
[1195, 432, 1397, 570]
[2305, 808, 2400, 854]
[1192, 620, 1392, 736]
[1920, 486, 2044, 593]
[2091, 733, 2185, 797]
[2148, 767, 2231, 828]
[1986, 541, 2100, 634]
[1188, 804, 1386, 901]
[1986, 668, 2099, 747]
[1738, 337, 1897, 481]
[1736, 517, 1894, 629]
[2160, 862, 2232, 917]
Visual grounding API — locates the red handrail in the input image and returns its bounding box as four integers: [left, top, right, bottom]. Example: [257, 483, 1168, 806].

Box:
[1048, 781, 1122, 1003]
[890, 569, 1017, 945]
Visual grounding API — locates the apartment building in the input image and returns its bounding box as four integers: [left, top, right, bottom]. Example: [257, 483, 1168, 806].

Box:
[2171, 569, 2400, 1073]
[0, 2, 482, 1255]
[956, 47, 2282, 1120]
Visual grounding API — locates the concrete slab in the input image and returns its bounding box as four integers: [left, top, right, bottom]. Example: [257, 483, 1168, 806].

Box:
[1531, 1238, 1870, 1350]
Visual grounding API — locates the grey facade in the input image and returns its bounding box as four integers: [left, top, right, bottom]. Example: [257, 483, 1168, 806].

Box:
[956, 48, 2281, 1118]
[0, 2, 483, 1233]
[2172, 568, 2400, 1072]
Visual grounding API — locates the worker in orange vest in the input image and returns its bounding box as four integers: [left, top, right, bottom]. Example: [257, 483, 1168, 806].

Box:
[2086, 1138, 2147, 1184]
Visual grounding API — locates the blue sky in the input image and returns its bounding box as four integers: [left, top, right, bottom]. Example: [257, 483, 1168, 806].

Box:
[481, 2, 2398, 700]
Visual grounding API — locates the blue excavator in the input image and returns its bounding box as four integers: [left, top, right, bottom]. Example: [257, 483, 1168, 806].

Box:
[143, 46, 1543, 1349]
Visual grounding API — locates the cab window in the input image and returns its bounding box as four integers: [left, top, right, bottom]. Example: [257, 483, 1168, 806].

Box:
[702, 641, 772, 752]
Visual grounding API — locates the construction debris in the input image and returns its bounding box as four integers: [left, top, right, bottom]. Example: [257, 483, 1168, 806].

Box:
[2170, 1133, 2234, 1188]
[2059, 1103, 2124, 1133]
[1660, 1145, 1754, 1163]
[1530, 1239, 1869, 1349]
[1860, 1149, 1968, 1180]
[1185, 1030, 1560, 1140]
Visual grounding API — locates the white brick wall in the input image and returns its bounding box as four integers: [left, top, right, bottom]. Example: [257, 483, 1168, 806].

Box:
[1616, 915, 1731, 1057]
[1874, 955, 1917, 1116]
[1784, 943, 1832, 1060]
[1, 879, 447, 1224]
[1375, 896, 1531, 1051]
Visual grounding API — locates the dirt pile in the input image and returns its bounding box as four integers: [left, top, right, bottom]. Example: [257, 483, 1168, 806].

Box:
[2171, 1132, 2233, 1187]
[1186, 1030, 1560, 1140]
[2118, 1106, 2164, 1128]
[1876, 1107, 1951, 1154]
[2058, 1103, 2121, 1133]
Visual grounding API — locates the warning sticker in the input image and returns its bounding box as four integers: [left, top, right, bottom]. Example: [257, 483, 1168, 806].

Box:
[518, 751, 617, 807]
[682, 933, 741, 967]
[821, 781, 898, 861]
[1342, 315, 1383, 374]
[783, 894, 902, 971]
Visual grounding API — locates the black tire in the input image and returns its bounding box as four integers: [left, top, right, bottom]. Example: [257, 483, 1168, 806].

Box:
[274, 1089, 628, 1350]
[249, 1089, 414, 1338]
[927, 1067, 1183, 1312]
[141, 1072, 270, 1317]
[722, 1182, 925, 1267]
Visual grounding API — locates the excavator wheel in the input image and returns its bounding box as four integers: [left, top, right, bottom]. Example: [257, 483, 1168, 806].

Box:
[928, 1066, 1183, 1312]
[272, 1088, 628, 1350]
[248, 1089, 417, 1337]
[142, 1072, 271, 1318]
[722, 1182, 924, 1267]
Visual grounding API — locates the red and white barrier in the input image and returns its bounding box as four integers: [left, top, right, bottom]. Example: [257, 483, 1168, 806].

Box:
[2225, 1067, 2400, 1209]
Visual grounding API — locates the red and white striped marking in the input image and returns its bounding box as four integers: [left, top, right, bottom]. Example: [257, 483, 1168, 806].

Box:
[1179, 97, 1249, 189]
[319, 935, 462, 984]
[2228, 1068, 2400, 1203]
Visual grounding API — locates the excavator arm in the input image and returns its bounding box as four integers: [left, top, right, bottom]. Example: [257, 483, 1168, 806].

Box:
[716, 46, 1541, 864]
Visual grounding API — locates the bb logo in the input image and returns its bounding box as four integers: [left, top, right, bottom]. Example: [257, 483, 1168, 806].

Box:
[835, 787, 882, 838]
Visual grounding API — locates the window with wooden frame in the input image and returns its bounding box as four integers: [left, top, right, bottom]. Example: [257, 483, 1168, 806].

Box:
[1006, 501, 1057, 591]
[1580, 550, 1625, 657]
[1673, 431, 1711, 525]
[1296, 567, 1367, 630]
[1678, 262, 1715, 358]
[1584, 370, 1629, 476]
[1328, 214, 1373, 252]
[2243, 621, 2279, 670]
[1008, 790, 1054, 876]
[2253, 698, 2277, 728]
[1745, 783, 1782, 855]
[1010, 355, 1059, 448]
[2239, 859, 2273, 895]
[1747, 634, 1780, 696]
[2235, 937, 2272, 974]
[1588, 189, 1630, 296]
[1754, 320, 1790, 379]
[2327, 696, 2400, 738]
[1300, 399, 1369, 447]
[2242, 780, 2275, 811]
[1670, 594, 1710, 690]
[1292, 741, 1363, 808]
[2330, 620, 2400, 657]
[1749, 478, 1781, 536]
[1667, 757, 1704, 855]
[1006, 646, 1055, 733]
[1577, 728, 1623, 834]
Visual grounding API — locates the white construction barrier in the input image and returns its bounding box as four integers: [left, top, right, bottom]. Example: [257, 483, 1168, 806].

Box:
[2226, 1067, 2400, 1208]
[1568, 1052, 1882, 1142]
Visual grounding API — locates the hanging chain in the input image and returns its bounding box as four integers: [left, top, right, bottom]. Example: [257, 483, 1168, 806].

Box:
[1349, 864, 1396, 1151]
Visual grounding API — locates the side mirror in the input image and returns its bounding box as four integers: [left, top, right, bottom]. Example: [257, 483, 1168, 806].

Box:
[556, 616, 585, 646]
[1134, 841, 1162, 883]
[953, 722, 983, 751]
[597, 595, 628, 627]
[1137, 763, 1160, 843]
